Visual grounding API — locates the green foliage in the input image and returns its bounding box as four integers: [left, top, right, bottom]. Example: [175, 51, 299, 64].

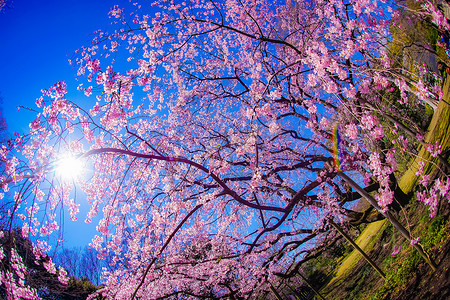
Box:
[299, 240, 354, 293]
[318, 2, 450, 298]
[0, 228, 102, 300]
[368, 216, 448, 299]
[344, 264, 374, 300]
[305, 269, 329, 290]
[302, 257, 334, 284]
[327, 241, 352, 260]
[64, 277, 103, 300]
[377, 0, 440, 173]
[421, 215, 448, 251]
[389, 0, 442, 74]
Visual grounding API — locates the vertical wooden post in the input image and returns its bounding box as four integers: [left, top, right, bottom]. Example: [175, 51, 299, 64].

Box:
[296, 272, 327, 300]
[269, 282, 284, 300]
[329, 219, 386, 279]
[337, 171, 437, 271]
[286, 283, 303, 299]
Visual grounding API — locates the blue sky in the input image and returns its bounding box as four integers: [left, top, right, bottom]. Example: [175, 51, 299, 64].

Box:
[0, 0, 327, 254]
[0, 0, 115, 134]
[0, 0, 121, 248]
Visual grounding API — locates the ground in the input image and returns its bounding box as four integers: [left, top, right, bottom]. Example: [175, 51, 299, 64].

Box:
[319, 78, 450, 300]
[390, 236, 450, 300]
[321, 201, 450, 300]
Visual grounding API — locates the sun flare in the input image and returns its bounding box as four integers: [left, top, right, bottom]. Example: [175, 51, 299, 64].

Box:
[55, 154, 84, 181]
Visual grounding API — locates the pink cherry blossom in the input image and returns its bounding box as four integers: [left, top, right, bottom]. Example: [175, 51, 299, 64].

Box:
[426, 141, 442, 157]
[391, 244, 401, 256]
[43, 260, 57, 275]
[1, 0, 447, 297]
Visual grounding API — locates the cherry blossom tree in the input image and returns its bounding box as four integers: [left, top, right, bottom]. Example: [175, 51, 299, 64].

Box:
[0, 1, 7, 13]
[0, 98, 11, 230]
[1, 0, 449, 298]
[0, 228, 73, 299]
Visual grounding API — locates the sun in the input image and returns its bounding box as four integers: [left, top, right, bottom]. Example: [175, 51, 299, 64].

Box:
[55, 154, 85, 181]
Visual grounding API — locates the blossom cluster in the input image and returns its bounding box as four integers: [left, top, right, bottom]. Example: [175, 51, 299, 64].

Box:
[1, 0, 448, 298]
